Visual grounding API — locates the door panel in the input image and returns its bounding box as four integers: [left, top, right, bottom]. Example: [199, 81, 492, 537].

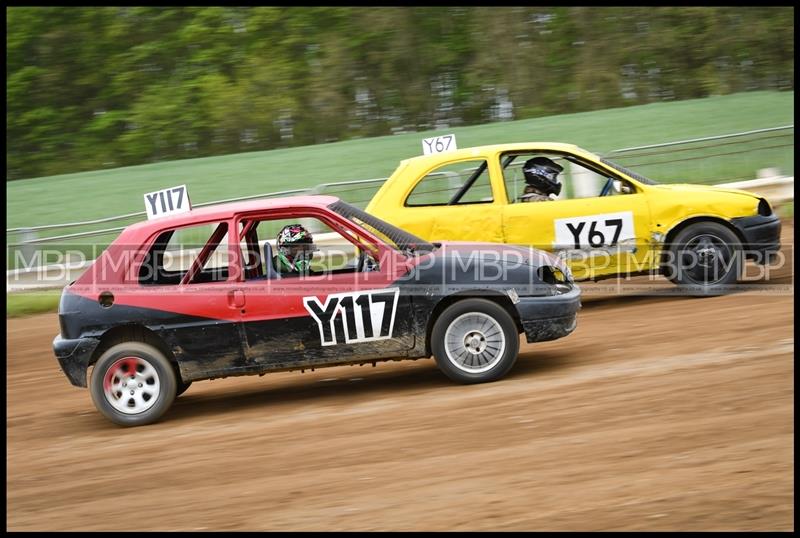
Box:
[503, 194, 654, 279]
[421, 204, 504, 243]
[141, 281, 249, 372]
[397, 157, 505, 243]
[239, 268, 416, 367]
[128, 217, 248, 375]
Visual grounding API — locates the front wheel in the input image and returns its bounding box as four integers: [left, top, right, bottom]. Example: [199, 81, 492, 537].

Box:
[664, 221, 743, 295]
[89, 342, 177, 427]
[431, 299, 520, 384]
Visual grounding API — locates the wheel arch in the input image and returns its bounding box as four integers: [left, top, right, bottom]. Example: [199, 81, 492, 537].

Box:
[661, 215, 746, 263]
[424, 291, 523, 357]
[90, 324, 176, 370]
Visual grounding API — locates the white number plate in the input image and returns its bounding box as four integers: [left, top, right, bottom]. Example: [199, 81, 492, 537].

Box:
[421, 134, 457, 156]
[554, 211, 635, 250]
[144, 185, 191, 220]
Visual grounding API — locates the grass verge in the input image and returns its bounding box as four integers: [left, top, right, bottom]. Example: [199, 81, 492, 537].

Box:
[7, 91, 794, 229]
[7, 290, 61, 318]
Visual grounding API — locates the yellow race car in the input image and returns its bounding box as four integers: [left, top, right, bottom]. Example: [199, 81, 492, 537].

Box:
[365, 142, 781, 291]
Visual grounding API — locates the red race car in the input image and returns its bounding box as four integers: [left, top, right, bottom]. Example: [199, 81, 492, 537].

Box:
[53, 196, 580, 426]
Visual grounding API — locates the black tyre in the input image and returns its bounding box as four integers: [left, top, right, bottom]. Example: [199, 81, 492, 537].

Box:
[89, 342, 177, 427]
[664, 221, 743, 294]
[431, 298, 520, 384]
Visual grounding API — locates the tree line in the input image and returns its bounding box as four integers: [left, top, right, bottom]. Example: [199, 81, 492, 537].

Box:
[6, 6, 794, 180]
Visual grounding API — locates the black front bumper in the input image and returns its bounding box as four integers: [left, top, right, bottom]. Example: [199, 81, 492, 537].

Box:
[53, 334, 100, 388]
[731, 214, 782, 264]
[515, 286, 581, 343]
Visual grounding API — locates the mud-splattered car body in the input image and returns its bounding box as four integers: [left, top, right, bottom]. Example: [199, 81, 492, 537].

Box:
[53, 196, 580, 425]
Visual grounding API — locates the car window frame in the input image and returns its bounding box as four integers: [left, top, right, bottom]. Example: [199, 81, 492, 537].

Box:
[232, 207, 393, 282]
[403, 157, 498, 208]
[497, 150, 641, 204]
[133, 216, 241, 287]
[179, 221, 230, 286]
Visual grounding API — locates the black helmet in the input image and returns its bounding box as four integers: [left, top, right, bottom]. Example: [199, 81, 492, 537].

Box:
[522, 157, 563, 197]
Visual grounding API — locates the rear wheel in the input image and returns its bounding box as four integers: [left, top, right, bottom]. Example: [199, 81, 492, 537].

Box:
[431, 299, 519, 384]
[89, 342, 177, 427]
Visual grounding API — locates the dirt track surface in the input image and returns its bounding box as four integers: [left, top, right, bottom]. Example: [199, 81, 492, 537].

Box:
[7, 222, 794, 531]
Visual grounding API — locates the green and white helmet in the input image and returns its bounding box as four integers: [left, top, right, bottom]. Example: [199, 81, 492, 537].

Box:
[276, 224, 315, 272]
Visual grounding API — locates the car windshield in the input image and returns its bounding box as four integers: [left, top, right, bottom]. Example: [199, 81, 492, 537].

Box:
[328, 200, 437, 255]
[599, 157, 659, 185]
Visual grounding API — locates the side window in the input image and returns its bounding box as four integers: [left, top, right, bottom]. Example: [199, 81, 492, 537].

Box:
[405, 159, 493, 206]
[501, 152, 635, 203]
[241, 216, 375, 280]
[139, 222, 230, 285]
[565, 160, 621, 199]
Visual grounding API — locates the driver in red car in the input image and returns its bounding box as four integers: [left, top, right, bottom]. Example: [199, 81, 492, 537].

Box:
[275, 223, 317, 275]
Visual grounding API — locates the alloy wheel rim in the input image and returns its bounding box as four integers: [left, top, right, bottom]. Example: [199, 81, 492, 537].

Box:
[103, 357, 160, 414]
[444, 312, 506, 373]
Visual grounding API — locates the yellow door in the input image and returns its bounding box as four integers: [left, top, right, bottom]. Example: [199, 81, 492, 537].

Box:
[500, 153, 654, 280]
[392, 157, 505, 243]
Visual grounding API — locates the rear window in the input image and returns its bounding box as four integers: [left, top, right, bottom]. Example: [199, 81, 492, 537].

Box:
[138, 221, 229, 285]
[405, 159, 493, 206]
